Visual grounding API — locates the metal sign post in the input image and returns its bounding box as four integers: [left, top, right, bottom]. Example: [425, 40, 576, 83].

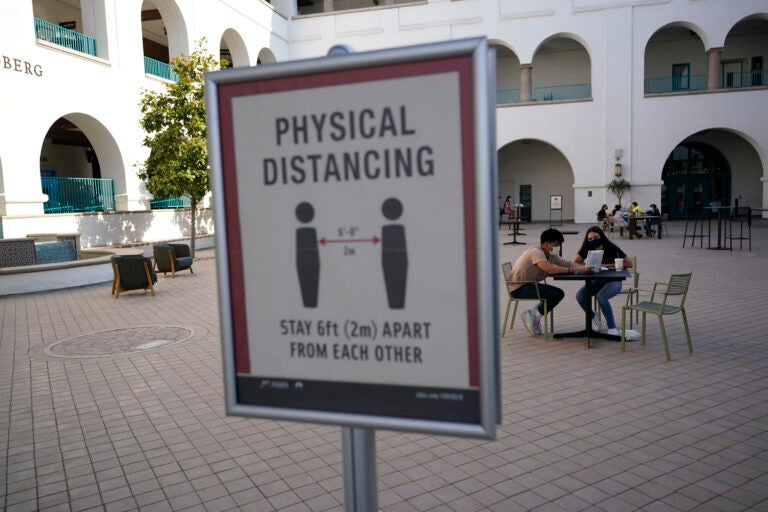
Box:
[342, 427, 377, 512]
[205, 36, 499, 511]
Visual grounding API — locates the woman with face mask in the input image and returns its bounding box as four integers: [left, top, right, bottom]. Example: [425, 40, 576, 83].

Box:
[571, 226, 633, 336]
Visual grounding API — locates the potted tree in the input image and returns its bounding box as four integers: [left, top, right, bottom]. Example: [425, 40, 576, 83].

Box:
[607, 178, 632, 206]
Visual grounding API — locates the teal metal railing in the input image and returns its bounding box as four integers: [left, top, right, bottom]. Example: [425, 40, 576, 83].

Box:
[34, 17, 96, 56]
[144, 56, 179, 81]
[496, 88, 521, 104]
[496, 83, 591, 104]
[533, 83, 591, 101]
[41, 177, 115, 214]
[150, 196, 191, 209]
[644, 74, 707, 94]
[722, 70, 768, 89]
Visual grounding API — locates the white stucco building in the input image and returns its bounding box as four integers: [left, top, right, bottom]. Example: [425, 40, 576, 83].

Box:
[1, 0, 766, 246]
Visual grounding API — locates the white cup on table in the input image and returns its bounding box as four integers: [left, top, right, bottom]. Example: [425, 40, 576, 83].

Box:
[615, 258, 624, 271]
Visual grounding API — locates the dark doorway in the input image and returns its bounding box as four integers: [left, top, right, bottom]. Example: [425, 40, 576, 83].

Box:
[661, 142, 730, 219]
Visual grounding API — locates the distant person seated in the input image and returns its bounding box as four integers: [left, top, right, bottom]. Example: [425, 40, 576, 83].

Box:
[629, 202, 644, 238]
[612, 205, 628, 236]
[596, 204, 609, 231]
[644, 203, 660, 236]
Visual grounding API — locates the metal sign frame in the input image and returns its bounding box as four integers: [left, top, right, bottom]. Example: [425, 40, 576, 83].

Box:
[205, 37, 499, 439]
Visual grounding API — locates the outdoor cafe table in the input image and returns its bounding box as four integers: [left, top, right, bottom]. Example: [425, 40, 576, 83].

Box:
[628, 215, 662, 240]
[502, 220, 526, 245]
[552, 269, 630, 348]
[703, 205, 731, 250]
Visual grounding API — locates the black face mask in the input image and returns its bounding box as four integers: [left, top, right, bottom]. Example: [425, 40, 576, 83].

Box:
[588, 238, 602, 249]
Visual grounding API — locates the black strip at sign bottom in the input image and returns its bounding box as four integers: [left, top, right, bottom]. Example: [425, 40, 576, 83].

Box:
[236, 376, 480, 423]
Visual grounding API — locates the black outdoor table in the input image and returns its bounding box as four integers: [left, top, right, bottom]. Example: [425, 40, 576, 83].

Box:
[502, 220, 526, 245]
[552, 269, 630, 348]
[703, 205, 731, 250]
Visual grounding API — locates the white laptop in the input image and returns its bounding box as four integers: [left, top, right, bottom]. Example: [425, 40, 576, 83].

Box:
[585, 250, 604, 273]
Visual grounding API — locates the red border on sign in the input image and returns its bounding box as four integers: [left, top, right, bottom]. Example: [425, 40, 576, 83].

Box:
[216, 56, 479, 387]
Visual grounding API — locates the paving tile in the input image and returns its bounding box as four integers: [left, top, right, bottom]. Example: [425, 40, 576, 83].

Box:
[2, 231, 768, 511]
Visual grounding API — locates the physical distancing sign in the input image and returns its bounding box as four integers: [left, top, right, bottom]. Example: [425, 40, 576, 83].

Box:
[206, 37, 499, 438]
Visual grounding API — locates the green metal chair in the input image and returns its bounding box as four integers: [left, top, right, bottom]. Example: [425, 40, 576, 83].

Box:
[621, 273, 693, 361]
[501, 262, 553, 339]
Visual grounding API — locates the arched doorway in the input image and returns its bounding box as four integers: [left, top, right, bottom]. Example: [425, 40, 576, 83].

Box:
[498, 139, 575, 222]
[39, 115, 125, 213]
[662, 142, 730, 219]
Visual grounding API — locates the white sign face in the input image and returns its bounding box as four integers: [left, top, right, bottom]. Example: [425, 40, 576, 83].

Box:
[230, 72, 469, 388]
[207, 38, 498, 436]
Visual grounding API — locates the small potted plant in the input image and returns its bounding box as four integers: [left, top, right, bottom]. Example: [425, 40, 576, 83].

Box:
[607, 178, 632, 206]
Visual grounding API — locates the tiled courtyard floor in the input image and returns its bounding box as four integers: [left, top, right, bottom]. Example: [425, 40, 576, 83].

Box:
[1, 220, 767, 511]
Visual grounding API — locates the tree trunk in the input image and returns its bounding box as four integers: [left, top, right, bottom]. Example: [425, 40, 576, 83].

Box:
[190, 197, 197, 259]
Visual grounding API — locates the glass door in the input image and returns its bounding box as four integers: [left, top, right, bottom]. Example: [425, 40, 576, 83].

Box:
[672, 63, 690, 91]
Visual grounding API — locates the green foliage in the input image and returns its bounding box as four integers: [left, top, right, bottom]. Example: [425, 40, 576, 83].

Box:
[138, 38, 222, 204]
[607, 178, 632, 205]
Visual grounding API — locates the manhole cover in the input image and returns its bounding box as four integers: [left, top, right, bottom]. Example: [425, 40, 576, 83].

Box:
[43, 326, 195, 359]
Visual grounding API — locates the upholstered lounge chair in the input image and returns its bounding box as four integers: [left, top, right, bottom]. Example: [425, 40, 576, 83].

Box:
[153, 242, 194, 278]
[111, 255, 157, 298]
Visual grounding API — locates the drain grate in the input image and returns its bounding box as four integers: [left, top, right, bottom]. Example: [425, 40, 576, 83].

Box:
[43, 326, 194, 359]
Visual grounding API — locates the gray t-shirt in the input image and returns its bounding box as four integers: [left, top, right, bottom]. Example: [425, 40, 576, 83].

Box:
[508, 245, 569, 292]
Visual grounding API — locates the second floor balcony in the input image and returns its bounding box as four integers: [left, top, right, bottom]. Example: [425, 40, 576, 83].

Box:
[722, 70, 767, 88]
[497, 83, 591, 105]
[42, 177, 115, 214]
[34, 17, 96, 57]
[144, 56, 179, 81]
[645, 70, 767, 94]
[645, 74, 707, 94]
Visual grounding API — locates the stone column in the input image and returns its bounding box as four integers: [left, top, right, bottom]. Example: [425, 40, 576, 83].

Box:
[707, 47, 723, 90]
[520, 64, 532, 102]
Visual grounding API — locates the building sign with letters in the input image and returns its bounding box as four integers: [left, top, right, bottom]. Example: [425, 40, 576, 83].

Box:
[205, 38, 499, 438]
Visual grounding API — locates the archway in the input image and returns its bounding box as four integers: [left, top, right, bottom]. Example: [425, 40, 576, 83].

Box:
[220, 28, 249, 68]
[661, 130, 762, 219]
[141, 0, 189, 78]
[722, 16, 768, 88]
[490, 41, 520, 104]
[39, 114, 125, 213]
[257, 47, 277, 65]
[531, 35, 591, 101]
[644, 23, 707, 93]
[498, 139, 575, 221]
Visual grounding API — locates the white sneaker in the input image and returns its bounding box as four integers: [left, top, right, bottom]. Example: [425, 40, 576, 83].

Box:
[592, 314, 602, 331]
[532, 316, 543, 336]
[609, 328, 641, 341]
[521, 310, 542, 336]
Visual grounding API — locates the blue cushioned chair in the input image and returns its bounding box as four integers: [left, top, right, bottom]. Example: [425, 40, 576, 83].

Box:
[153, 242, 194, 278]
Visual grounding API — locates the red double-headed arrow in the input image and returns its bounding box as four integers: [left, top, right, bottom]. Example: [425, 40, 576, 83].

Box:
[319, 236, 380, 246]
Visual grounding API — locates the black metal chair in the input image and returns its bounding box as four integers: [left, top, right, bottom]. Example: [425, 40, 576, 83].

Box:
[153, 242, 194, 278]
[726, 206, 752, 251]
[111, 255, 157, 298]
